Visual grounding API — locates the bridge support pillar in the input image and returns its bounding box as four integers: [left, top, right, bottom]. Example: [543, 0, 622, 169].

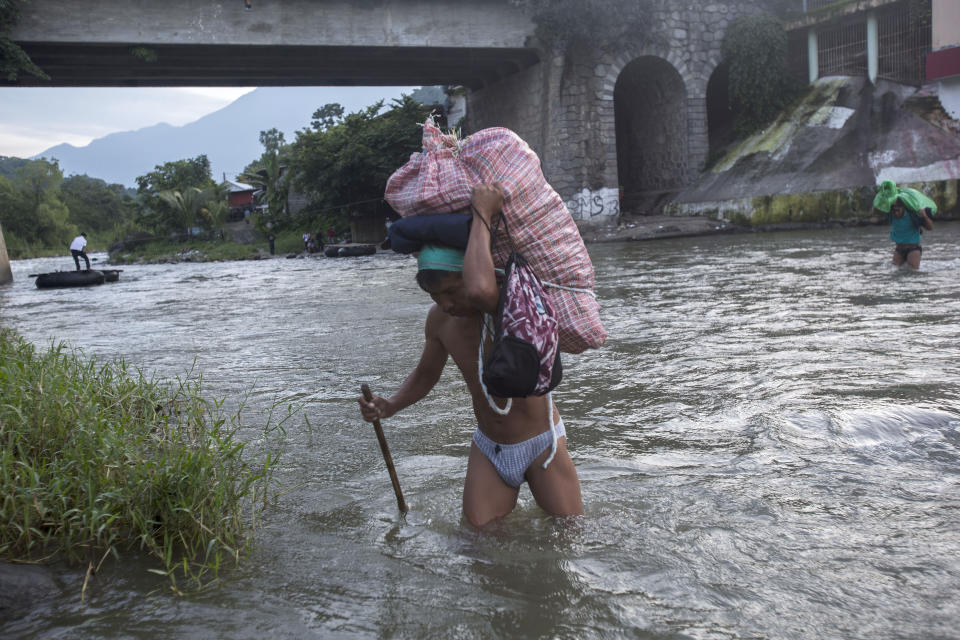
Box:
[0, 223, 12, 285]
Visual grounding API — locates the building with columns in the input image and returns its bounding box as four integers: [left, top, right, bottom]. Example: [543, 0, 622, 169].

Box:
[786, 0, 933, 88]
[926, 0, 960, 118]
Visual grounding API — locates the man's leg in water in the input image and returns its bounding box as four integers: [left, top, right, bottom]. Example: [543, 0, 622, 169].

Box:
[525, 437, 583, 517]
[463, 442, 519, 528]
[906, 247, 922, 269]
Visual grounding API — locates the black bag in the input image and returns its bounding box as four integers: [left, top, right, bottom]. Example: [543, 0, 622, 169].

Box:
[479, 218, 561, 400]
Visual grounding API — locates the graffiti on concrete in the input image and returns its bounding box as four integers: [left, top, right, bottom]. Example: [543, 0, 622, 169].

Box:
[566, 187, 620, 222]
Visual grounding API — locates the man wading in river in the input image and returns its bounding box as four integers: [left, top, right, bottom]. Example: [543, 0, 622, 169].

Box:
[873, 180, 936, 269]
[357, 183, 583, 528]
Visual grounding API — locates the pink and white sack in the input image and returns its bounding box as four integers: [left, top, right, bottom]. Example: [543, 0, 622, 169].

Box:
[385, 119, 606, 354]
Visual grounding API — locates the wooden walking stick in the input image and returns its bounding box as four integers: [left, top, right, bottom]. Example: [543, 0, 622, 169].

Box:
[361, 383, 408, 514]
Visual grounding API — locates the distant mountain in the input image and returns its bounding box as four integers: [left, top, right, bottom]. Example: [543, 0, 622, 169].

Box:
[33, 86, 420, 188]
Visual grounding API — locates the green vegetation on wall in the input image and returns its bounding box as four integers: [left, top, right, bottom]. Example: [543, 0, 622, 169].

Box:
[515, 0, 654, 57]
[722, 14, 801, 138]
[665, 180, 957, 226]
[747, 188, 874, 226]
[0, 0, 46, 81]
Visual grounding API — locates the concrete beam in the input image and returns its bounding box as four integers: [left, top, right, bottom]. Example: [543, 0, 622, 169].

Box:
[8, 42, 540, 88]
[786, 0, 902, 31]
[7, 0, 538, 88]
[11, 0, 533, 48]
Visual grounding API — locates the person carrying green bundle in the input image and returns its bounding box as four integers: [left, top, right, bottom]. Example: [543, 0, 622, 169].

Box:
[873, 180, 936, 270]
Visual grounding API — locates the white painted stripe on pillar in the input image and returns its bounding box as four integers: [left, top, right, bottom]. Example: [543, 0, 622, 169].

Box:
[808, 28, 819, 84]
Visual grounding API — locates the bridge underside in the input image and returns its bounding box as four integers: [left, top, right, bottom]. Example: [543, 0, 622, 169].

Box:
[6, 42, 540, 89]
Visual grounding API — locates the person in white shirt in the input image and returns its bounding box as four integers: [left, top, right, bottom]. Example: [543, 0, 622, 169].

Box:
[69, 233, 90, 271]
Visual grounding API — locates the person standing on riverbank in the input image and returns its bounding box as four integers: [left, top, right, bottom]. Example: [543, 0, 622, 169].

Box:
[357, 183, 583, 528]
[873, 180, 935, 270]
[69, 233, 90, 271]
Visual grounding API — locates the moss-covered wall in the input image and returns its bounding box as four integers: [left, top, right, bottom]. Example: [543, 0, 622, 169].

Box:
[664, 179, 958, 225]
[711, 79, 847, 174]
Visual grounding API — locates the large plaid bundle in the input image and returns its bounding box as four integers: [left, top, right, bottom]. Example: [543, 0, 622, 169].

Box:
[385, 119, 606, 353]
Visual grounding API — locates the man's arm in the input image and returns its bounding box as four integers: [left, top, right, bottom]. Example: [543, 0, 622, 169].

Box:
[358, 306, 449, 421]
[919, 208, 934, 231]
[463, 182, 503, 314]
[871, 207, 889, 224]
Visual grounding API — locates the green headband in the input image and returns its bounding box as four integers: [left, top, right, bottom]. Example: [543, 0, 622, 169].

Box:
[417, 244, 464, 272]
[873, 179, 899, 213]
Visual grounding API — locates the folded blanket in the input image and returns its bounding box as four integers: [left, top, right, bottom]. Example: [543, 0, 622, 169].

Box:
[388, 212, 472, 254]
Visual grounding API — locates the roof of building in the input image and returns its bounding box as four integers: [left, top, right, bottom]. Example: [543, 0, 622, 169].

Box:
[224, 179, 256, 192]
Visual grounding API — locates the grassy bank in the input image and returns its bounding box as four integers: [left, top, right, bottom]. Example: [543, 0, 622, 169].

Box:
[267, 229, 315, 255]
[108, 228, 330, 264]
[109, 238, 266, 264]
[0, 329, 280, 594]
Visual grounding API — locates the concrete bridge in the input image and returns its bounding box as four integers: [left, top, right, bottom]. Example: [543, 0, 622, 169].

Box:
[6, 0, 772, 228]
[6, 0, 539, 88]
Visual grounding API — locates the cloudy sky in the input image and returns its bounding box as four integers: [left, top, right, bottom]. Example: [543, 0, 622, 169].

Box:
[0, 86, 257, 158]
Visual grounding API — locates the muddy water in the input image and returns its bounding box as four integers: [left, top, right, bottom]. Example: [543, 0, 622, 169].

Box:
[2, 223, 959, 638]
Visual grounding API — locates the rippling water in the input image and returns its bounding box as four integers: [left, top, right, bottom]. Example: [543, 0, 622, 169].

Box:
[2, 223, 960, 639]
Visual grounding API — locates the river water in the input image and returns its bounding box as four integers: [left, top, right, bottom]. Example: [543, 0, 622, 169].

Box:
[2, 223, 959, 639]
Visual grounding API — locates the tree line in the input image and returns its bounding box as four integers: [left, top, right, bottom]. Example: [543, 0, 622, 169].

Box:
[0, 92, 437, 257]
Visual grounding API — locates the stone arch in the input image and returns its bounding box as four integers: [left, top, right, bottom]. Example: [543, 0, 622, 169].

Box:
[595, 46, 694, 196]
[706, 59, 734, 162]
[612, 55, 688, 213]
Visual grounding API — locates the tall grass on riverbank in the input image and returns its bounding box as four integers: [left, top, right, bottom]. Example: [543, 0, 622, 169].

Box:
[0, 329, 279, 593]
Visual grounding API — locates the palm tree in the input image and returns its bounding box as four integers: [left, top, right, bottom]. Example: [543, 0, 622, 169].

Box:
[196, 184, 228, 233]
[157, 186, 221, 237]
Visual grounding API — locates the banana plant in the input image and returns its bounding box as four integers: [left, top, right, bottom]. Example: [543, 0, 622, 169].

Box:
[157, 186, 220, 237]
